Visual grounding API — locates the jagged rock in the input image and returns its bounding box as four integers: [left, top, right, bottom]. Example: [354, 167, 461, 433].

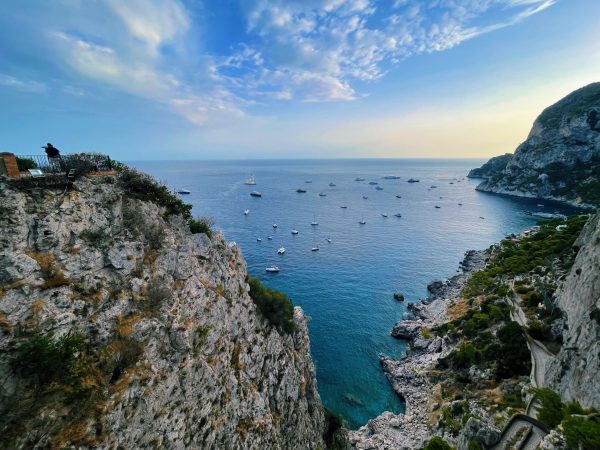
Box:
[457, 417, 501, 449]
[472, 82, 600, 207]
[391, 321, 421, 340]
[0, 176, 325, 449]
[427, 280, 444, 294]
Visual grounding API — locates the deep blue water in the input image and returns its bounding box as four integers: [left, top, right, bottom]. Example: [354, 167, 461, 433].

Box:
[131, 159, 569, 428]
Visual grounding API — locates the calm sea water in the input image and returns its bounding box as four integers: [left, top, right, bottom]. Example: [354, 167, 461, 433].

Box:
[131, 159, 569, 428]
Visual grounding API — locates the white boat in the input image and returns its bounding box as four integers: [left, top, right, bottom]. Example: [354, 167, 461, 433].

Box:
[265, 266, 280, 273]
[291, 230, 299, 235]
[311, 214, 318, 226]
[244, 175, 256, 185]
[311, 246, 319, 252]
[250, 191, 262, 197]
[177, 189, 191, 194]
[273, 224, 278, 228]
[267, 236, 273, 240]
[257, 237, 262, 242]
[326, 238, 332, 243]
[381, 213, 388, 218]
[243, 209, 250, 215]
[278, 247, 286, 254]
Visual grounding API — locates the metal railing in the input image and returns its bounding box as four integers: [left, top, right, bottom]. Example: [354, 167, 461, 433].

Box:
[16, 153, 113, 174]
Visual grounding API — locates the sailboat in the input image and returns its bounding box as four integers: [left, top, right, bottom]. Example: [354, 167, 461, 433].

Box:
[311, 214, 318, 226]
[244, 175, 256, 185]
[243, 209, 250, 215]
[359, 217, 366, 225]
[381, 213, 388, 218]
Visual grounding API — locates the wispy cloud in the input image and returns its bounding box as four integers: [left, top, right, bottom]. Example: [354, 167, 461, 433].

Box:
[0, 74, 46, 93]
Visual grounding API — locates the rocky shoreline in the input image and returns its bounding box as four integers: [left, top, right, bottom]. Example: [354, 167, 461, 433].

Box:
[348, 250, 487, 449]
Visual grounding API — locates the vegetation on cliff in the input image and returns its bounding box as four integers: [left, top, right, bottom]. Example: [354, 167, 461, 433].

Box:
[248, 277, 296, 333]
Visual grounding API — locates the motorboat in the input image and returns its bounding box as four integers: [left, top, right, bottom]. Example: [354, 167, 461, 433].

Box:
[244, 175, 256, 185]
[355, 177, 365, 181]
[435, 206, 441, 209]
[291, 230, 299, 235]
[265, 266, 280, 273]
[267, 236, 273, 240]
[394, 213, 402, 218]
[305, 180, 313, 183]
[381, 213, 388, 218]
[375, 186, 383, 191]
[359, 219, 366, 225]
[362, 195, 368, 199]
[278, 247, 286, 254]
[311, 246, 319, 252]
[395, 195, 402, 198]
[243, 209, 250, 215]
[407, 178, 420, 183]
[430, 185, 437, 188]
[177, 189, 191, 194]
[250, 191, 262, 197]
[319, 192, 327, 197]
[273, 224, 278, 228]
[382, 176, 401, 179]
[458, 203, 463, 206]
[329, 182, 336, 187]
[296, 188, 307, 193]
[340, 205, 348, 209]
[257, 237, 262, 242]
[326, 238, 332, 243]
[369, 181, 378, 185]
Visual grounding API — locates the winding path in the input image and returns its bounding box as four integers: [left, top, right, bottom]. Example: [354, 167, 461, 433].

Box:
[490, 286, 556, 449]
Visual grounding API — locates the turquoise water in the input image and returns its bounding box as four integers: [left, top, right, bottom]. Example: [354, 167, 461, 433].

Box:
[131, 159, 569, 428]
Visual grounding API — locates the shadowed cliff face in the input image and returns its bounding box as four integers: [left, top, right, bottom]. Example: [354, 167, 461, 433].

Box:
[0, 175, 324, 449]
[545, 212, 600, 408]
[472, 82, 600, 207]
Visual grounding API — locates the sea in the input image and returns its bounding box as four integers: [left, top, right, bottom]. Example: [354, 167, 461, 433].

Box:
[130, 158, 573, 429]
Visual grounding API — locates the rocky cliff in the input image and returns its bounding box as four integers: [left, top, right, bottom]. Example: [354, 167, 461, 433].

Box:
[0, 173, 325, 449]
[472, 82, 600, 206]
[545, 212, 600, 408]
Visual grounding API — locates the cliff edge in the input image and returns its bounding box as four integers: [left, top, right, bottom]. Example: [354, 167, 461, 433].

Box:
[471, 82, 600, 207]
[0, 172, 325, 449]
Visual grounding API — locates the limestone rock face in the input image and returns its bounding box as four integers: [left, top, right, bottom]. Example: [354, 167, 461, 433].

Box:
[0, 176, 324, 449]
[472, 82, 600, 206]
[544, 212, 600, 408]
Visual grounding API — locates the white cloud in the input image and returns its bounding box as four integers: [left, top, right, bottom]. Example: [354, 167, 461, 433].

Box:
[0, 74, 46, 93]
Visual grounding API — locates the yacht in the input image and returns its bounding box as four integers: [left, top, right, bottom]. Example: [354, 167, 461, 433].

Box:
[382, 176, 401, 179]
[272, 224, 278, 228]
[265, 266, 280, 273]
[256, 237, 262, 242]
[296, 188, 307, 193]
[435, 206, 441, 209]
[319, 192, 327, 197]
[326, 238, 332, 243]
[177, 189, 191, 194]
[250, 191, 262, 197]
[243, 209, 250, 215]
[407, 178, 420, 183]
[244, 175, 256, 185]
[311, 246, 320, 252]
[267, 236, 273, 240]
[291, 230, 299, 235]
[381, 213, 388, 218]
[305, 180, 313, 184]
[430, 185, 437, 189]
[394, 213, 402, 218]
[340, 205, 348, 209]
[278, 247, 286, 254]
[458, 203, 463, 206]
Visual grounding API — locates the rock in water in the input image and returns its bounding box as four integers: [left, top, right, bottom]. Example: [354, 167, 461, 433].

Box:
[393, 292, 405, 301]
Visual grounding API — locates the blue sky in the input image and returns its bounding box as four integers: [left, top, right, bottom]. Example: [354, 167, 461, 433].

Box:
[0, 0, 598, 160]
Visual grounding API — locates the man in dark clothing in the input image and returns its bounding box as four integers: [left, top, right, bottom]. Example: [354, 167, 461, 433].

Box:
[42, 143, 60, 157]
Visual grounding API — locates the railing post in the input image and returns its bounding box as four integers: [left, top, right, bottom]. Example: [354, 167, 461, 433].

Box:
[0, 152, 20, 179]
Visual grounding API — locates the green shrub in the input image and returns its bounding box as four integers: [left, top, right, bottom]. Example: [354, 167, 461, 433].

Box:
[563, 415, 600, 450]
[80, 228, 109, 248]
[533, 388, 564, 429]
[422, 436, 453, 450]
[495, 322, 531, 380]
[527, 320, 551, 341]
[145, 280, 171, 314]
[16, 157, 37, 171]
[467, 440, 482, 450]
[323, 408, 344, 449]
[248, 277, 295, 333]
[10, 332, 86, 385]
[189, 216, 214, 237]
[117, 166, 192, 220]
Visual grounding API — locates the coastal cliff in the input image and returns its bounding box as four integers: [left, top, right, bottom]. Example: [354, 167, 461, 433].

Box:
[471, 82, 600, 207]
[0, 172, 325, 449]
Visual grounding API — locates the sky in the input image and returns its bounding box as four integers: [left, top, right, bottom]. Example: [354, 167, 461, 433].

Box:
[0, 0, 599, 160]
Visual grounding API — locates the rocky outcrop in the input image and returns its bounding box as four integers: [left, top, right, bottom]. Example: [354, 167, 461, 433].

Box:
[472, 82, 600, 207]
[0, 175, 325, 449]
[544, 212, 600, 408]
[467, 153, 512, 179]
